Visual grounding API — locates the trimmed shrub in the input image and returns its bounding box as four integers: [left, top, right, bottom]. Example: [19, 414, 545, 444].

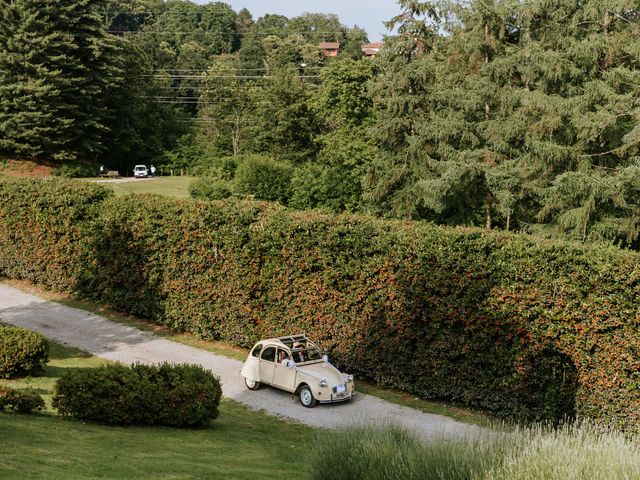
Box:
[189, 177, 232, 200]
[52, 363, 222, 426]
[2, 177, 640, 430]
[51, 162, 97, 178]
[0, 387, 45, 413]
[234, 155, 293, 204]
[0, 177, 111, 291]
[0, 325, 49, 378]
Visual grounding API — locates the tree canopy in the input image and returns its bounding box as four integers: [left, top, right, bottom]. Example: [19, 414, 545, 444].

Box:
[3, 0, 640, 248]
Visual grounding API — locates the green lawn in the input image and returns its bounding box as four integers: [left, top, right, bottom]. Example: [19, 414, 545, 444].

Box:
[0, 341, 310, 480]
[107, 176, 195, 199]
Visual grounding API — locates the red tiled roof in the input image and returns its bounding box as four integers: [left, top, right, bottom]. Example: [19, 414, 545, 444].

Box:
[361, 42, 384, 56]
[318, 42, 340, 49]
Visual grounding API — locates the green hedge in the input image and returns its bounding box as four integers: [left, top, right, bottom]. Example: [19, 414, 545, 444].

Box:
[0, 325, 49, 378]
[52, 363, 222, 426]
[1, 177, 639, 430]
[0, 178, 111, 291]
[0, 386, 45, 413]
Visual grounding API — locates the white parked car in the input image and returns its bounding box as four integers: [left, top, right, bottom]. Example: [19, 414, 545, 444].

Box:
[240, 334, 355, 407]
[133, 165, 148, 178]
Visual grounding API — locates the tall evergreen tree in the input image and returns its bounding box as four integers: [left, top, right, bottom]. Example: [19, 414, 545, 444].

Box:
[364, 0, 443, 219]
[0, 0, 122, 161]
[366, 0, 640, 244]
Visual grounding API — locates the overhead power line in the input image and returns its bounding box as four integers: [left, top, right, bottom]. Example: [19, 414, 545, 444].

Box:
[147, 67, 323, 72]
[108, 29, 346, 37]
[142, 74, 321, 79]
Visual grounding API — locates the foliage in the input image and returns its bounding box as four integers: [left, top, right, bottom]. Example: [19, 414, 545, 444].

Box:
[197, 57, 256, 156]
[244, 66, 319, 163]
[0, 0, 123, 162]
[366, 0, 640, 243]
[51, 162, 100, 178]
[0, 325, 49, 378]
[52, 362, 222, 426]
[0, 386, 45, 413]
[0, 178, 112, 291]
[133, 0, 239, 67]
[100, 36, 188, 172]
[306, 58, 378, 212]
[234, 155, 293, 204]
[189, 177, 232, 200]
[289, 163, 364, 213]
[2, 178, 640, 430]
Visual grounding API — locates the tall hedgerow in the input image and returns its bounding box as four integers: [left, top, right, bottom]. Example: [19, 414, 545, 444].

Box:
[0, 177, 638, 430]
[0, 178, 111, 291]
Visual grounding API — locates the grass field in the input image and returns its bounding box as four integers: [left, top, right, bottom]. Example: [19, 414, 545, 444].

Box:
[106, 176, 194, 199]
[306, 423, 640, 480]
[0, 341, 309, 480]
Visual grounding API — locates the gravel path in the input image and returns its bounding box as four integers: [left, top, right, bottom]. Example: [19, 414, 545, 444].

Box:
[0, 282, 483, 440]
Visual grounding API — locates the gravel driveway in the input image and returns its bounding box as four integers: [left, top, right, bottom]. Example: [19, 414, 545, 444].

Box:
[0, 282, 483, 440]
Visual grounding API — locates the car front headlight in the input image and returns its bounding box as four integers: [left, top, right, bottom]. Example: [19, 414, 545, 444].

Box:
[347, 374, 354, 382]
[320, 380, 328, 388]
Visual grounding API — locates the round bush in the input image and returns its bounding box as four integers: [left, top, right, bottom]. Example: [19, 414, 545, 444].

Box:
[189, 177, 232, 200]
[52, 363, 222, 427]
[0, 387, 45, 413]
[0, 325, 49, 378]
[234, 155, 293, 204]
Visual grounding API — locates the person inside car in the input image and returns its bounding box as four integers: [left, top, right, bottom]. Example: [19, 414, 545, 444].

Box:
[292, 341, 306, 362]
[278, 350, 290, 365]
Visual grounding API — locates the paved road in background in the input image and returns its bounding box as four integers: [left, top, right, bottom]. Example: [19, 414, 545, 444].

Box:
[0, 282, 483, 440]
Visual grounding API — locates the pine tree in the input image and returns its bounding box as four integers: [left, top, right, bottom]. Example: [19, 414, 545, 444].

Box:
[518, 0, 640, 243]
[0, 0, 122, 162]
[364, 0, 446, 220]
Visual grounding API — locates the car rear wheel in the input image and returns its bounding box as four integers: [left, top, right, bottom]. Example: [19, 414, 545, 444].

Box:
[244, 377, 261, 390]
[298, 385, 317, 408]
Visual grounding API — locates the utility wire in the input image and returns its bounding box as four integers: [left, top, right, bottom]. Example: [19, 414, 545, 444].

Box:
[142, 74, 321, 79]
[146, 67, 323, 71]
[108, 29, 346, 37]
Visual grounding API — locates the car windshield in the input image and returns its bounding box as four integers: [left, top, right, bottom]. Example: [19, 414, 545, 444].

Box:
[295, 347, 323, 363]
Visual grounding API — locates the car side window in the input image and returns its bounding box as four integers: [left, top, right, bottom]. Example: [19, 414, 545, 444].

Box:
[260, 346, 276, 363]
[251, 344, 263, 357]
[277, 348, 290, 364]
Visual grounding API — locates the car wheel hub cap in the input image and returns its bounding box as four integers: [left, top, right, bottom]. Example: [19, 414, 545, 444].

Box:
[301, 390, 312, 405]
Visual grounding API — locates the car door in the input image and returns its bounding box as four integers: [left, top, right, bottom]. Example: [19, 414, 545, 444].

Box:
[272, 348, 296, 392]
[259, 346, 276, 385]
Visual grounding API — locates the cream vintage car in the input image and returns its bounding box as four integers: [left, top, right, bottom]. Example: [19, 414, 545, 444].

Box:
[240, 334, 354, 407]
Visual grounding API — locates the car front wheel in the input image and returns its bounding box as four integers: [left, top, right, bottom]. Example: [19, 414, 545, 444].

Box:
[298, 385, 317, 408]
[244, 377, 261, 390]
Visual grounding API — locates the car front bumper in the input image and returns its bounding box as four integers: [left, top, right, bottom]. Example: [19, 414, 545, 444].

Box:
[317, 391, 355, 404]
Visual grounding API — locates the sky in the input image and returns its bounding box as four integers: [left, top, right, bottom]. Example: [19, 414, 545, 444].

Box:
[196, 1, 402, 42]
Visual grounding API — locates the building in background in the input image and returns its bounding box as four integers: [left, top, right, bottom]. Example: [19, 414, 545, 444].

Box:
[361, 42, 383, 57]
[319, 42, 340, 57]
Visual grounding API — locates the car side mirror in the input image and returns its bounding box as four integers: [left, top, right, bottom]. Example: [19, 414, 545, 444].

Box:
[287, 359, 295, 368]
